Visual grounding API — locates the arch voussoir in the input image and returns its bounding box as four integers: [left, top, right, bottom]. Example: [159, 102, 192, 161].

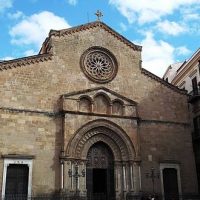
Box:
[66, 119, 136, 161]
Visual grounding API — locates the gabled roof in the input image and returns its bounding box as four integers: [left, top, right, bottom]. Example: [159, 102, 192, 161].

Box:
[40, 21, 142, 54]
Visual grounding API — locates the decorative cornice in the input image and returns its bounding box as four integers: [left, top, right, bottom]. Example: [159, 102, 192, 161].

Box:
[141, 68, 187, 95]
[0, 53, 52, 71]
[0, 106, 63, 117]
[49, 21, 142, 52]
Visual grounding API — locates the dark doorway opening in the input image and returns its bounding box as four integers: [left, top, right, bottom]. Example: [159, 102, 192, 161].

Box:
[86, 142, 115, 200]
[93, 169, 107, 194]
[5, 164, 29, 199]
[163, 168, 179, 200]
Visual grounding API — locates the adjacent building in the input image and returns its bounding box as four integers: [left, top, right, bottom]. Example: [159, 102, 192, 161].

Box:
[163, 48, 200, 192]
[0, 21, 198, 200]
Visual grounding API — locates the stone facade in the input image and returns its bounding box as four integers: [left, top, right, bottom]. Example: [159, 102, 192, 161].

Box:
[0, 21, 198, 199]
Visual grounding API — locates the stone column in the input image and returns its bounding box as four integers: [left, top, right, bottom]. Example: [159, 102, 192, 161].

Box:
[60, 160, 64, 191]
[129, 161, 134, 192]
[115, 161, 123, 200]
[64, 160, 73, 192]
[133, 161, 141, 193]
[79, 161, 87, 195]
[123, 163, 127, 192]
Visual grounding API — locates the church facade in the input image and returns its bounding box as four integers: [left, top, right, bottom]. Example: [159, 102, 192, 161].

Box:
[0, 21, 198, 199]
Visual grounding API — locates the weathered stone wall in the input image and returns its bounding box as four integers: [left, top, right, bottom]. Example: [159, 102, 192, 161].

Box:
[0, 26, 188, 122]
[0, 110, 62, 193]
[140, 122, 198, 193]
[0, 23, 197, 195]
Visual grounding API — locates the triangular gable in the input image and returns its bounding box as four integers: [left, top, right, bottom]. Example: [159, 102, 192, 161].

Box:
[62, 87, 138, 118]
[40, 21, 142, 54]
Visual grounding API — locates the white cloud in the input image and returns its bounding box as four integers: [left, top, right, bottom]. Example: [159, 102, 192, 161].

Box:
[184, 13, 200, 21]
[8, 11, 24, 20]
[140, 32, 175, 77]
[24, 49, 38, 57]
[156, 20, 185, 36]
[0, 56, 14, 61]
[67, 0, 77, 6]
[176, 46, 191, 56]
[9, 11, 71, 48]
[109, 0, 200, 24]
[181, 6, 200, 21]
[119, 22, 128, 32]
[0, 0, 12, 12]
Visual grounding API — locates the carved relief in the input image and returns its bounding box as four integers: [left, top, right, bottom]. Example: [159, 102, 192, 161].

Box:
[66, 120, 136, 161]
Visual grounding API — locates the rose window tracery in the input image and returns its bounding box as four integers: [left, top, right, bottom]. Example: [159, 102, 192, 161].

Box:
[80, 47, 118, 83]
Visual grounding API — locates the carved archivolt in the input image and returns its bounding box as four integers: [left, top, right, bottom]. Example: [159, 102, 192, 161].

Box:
[66, 119, 135, 161]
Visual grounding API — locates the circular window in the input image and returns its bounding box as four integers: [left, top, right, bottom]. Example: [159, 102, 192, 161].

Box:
[80, 47, 118, 83]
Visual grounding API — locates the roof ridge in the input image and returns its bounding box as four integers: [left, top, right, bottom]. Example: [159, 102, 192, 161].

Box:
[0, 53, 52, 71]
[49, 21, 142, 51]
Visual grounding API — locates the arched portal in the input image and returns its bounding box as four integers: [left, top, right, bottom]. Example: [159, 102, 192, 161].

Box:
[64, 119, 140, 200]
[86, 142, 115, 200]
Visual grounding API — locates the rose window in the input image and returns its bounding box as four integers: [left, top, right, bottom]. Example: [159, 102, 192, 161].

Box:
[80, 47, 118, 83]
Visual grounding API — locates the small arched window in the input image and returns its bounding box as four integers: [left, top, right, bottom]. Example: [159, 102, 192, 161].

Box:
[112, 100, 123, 115]
[79, 96, 92, 112]
[94, 93, 110, 114]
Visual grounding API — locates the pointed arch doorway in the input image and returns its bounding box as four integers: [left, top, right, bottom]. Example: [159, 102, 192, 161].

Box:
[86, 142, 115, 200]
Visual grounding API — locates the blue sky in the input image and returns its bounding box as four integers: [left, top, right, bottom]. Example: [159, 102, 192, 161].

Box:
[0, 0, 199, 77]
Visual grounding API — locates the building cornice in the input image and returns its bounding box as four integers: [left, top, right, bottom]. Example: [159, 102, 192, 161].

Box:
[0, 53, 52, 71]
[172, 48, 200, 85]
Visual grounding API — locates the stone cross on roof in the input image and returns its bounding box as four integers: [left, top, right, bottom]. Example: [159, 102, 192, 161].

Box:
[95, 10, 103, 21]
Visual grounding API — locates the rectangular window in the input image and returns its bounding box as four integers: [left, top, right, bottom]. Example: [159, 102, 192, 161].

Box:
[2, 158, 33, 199]
[5, 164, 29, 198]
